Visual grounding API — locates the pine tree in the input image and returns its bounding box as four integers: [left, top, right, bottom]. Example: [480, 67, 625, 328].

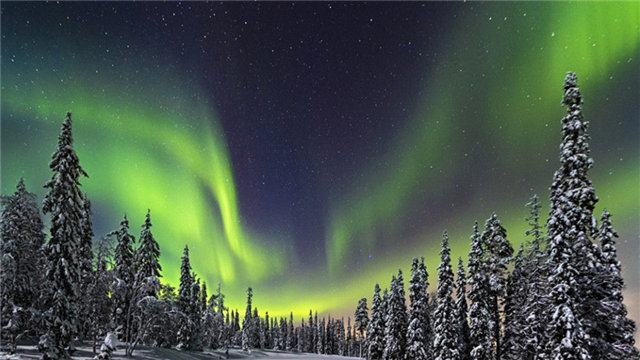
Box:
[287, 312, 295, 351]
[200, 282, 208, 314]
[178, 246, 193, 313]
[593, 211, 639, 359]
[314, 311, 319, 353]
[467, 223, 494, 360]
[317, 317, 325, 354]
[543, 72, 595, 360]
[384, 270, 407, 359]
[110, 215, 136, 339]
[367, 284, 385, 359]
[135, 210, 161, 297]
[87, 238, 113, 354]
[432, 231, 459, 360]
[189, 278, 203, 350]
[481, 213, 513, 359]
[346, 317, 352, 356]
[456, 258, 470, 360]
[406, 257, 431, 360]
[521, 195, 549, 359]
[242, 287, 253, 351]
[40, 113, 88, 359]
[355, 297, 369, 357]
[0, 178, 46, 353]
[177, 246, 194, 350]
[501, 246, 527, 360]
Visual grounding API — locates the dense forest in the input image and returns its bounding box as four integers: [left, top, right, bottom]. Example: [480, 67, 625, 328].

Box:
[1, 73, 637, 360]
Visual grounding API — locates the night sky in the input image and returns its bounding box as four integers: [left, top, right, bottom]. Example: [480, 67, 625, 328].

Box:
[1, 2, 638, 322]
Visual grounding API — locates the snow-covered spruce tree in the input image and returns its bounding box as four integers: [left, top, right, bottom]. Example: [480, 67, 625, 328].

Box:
[481, 213, 513, 359]
[260, 317, 268, 349]
[189, 279, 203, 350]
[109, 215, 136, 340]
[134, 210, 162, 297]
[270, 317, 279, 350]
[200, 282, 207, 313]
[318, 317, 325, 354]
[467, 222, 494, 360]
[213, 283, 227, 349]
[355, 297, 369, 357]
[40, 113, 88, 359]
[307, 310, 314, 352]
[419, 259, 433, 353]
[0, 178, 46, 352]
[287, 312, 295, 351]
[406, 257, 431, 360]
[346, 317, 352, 356]
[519, 194, 550, 359]
[455, 258, 470, 360]
[283, 317, 290, 351]
[298, 317, 306, 352]
[314, 311, 319, 353]
[177, 245, 194, 350]
[178, 246, 193, 313]
[325, 318, 334, 354]
[351, 320, 358, 356]
[252, 308, 261, 348]
[501, 246, 527, 360]
[242, 287, 253, 352]
[593, 211, 639, 359]
[432, 231, 459, 360]
[87, 238, 114, 354]
[338, 318, 345, 355]
[233, 309, 241, 345]
[542, 72, 597, 360]
[542, 229, 591, 360]
[384, 270, 407, 359]
[264, 311, 271, 349]
[367, 284, 385, 359]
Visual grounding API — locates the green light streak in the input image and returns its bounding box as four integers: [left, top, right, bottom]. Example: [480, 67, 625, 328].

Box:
[1, 65, 286, 294]
[326, 1, 639, 275]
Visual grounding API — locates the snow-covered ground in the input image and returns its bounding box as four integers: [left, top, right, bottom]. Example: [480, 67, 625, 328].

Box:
[3, 345, 362, 360]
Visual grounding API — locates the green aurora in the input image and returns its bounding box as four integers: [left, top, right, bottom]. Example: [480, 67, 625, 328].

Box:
[1, 2, 638, 319]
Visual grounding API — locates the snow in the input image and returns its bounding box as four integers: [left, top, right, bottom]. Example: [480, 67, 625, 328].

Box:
[5, 345, 363, 360]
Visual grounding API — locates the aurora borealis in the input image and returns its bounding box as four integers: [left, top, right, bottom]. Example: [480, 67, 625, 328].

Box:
[1, 1, 638, 324]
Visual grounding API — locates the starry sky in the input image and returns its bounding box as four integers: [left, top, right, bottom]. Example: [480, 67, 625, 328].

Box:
[1, 2, 638, 323]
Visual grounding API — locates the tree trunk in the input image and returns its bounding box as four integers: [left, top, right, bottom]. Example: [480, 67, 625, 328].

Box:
[494, 295, 501, 360]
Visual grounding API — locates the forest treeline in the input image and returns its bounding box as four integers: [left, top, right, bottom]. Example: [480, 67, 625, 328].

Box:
[0, 73, 637, 360]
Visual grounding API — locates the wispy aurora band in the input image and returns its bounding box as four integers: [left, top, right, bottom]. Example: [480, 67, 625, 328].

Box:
[1, 66, 287, 288]
[326, 1, 639, 273]
[1, 1, 638, 318]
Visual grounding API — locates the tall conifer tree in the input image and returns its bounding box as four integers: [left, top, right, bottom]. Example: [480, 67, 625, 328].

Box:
[502, 247, 526, 360]
[41, 113, 88, 359]
[406, 257, 431, 360]
[521, 195, 549, 359]
[384, 270, 407, 359]
[367, 284, 385, 359]
[135, 210, 161, 297]
[481, 213, 513, 359]
[593, 211, 639, 359]
[456, 258, 470, 360]
[543, 72, 593, 360]
[468, 223, 493, 360]
[0, 179, 46, 353]
[110, 215, 136, 338]
[432, 232, 459, 360]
